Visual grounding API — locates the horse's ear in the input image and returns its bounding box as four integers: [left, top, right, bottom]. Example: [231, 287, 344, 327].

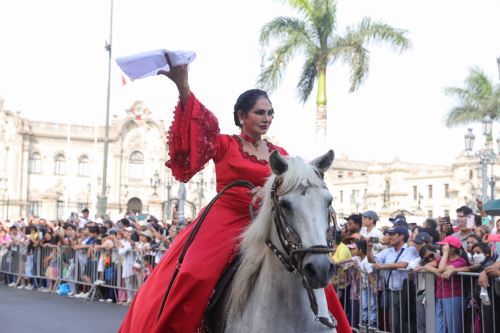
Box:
[269, 150, 288, 176]
[311, 150, 335, 173]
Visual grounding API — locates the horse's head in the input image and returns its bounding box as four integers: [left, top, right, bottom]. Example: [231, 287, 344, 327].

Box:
[267, 149, 336, 289]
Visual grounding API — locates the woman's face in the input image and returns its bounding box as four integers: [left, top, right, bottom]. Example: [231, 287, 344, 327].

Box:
[466, 237, 479, 252]
[240, 96, 273, 137]
[472, 247, 484, 255]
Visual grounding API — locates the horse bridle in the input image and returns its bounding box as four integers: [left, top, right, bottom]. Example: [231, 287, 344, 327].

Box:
[265, 176, 338, 329]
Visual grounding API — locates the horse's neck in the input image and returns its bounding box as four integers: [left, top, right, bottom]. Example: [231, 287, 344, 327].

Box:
[232, 251, 332, 332]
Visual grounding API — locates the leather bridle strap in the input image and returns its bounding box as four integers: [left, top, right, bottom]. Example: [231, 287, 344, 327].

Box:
[156, 180, 256, 322]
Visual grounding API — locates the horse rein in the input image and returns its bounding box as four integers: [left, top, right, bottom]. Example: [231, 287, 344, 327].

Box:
[265, 175, 338, 329]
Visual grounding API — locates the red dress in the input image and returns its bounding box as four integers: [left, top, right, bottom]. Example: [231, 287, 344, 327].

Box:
[118, 93, 351, 333]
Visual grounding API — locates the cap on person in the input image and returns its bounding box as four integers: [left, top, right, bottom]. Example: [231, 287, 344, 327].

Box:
[361, 210, 379, 221]
[389, 214, 408, 227]
[141, 229, 154, 240]
[347, 242, 357, 249]
[124, 226, 134, 232]
[437, 235, 462, 249]
[344, 214, 362, 225]
[413, 231, 433, 245]
[81, 208, 89, 213]
[386, 226, 409, 241]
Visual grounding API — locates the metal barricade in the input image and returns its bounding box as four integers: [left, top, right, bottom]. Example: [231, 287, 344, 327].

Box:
[331, 262, 500, 333]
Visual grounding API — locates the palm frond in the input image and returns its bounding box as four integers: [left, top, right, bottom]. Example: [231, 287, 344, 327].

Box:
[296, 56, 318, 103]
[281, 0, 313, 17]
[444, 106, 487, 127]
[257, 38, 305, 92]
[345, 18, 411, 53]
[329, 37, 369, 92]
[443, 67, 500, 127]
[259, 17, 310, 46]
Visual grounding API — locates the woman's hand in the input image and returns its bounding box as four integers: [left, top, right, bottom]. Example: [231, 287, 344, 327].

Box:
[158, 53, 190, 103]
[248, 186, 264, 205]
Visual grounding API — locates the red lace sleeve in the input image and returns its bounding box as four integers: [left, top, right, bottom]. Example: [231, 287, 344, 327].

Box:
[165, 92, 220, 182]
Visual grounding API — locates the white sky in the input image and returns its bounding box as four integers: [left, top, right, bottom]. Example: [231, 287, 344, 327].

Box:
[1, 0, 499, 165]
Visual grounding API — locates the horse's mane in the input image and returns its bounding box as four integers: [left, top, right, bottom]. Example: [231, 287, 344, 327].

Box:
[229, 155, 326, 312]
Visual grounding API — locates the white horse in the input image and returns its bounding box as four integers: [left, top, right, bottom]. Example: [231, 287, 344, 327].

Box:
[206, 150, 338, 333]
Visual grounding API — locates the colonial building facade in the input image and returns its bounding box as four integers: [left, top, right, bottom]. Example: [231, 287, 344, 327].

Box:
[0, 97, 216, 222]
[0, 97, 497, 223]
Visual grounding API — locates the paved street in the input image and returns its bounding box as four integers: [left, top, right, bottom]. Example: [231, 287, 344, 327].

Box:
[0, 284, 128, 333]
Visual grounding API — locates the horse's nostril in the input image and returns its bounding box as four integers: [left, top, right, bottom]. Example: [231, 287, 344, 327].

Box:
[304, 263, 317, 279]
[327, 263, 334, 278]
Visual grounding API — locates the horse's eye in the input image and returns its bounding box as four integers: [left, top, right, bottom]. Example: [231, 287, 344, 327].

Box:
[279, 200, 292, 211]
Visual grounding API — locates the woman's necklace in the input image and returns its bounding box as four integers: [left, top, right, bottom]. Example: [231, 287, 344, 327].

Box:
[240, 131, 261, 149]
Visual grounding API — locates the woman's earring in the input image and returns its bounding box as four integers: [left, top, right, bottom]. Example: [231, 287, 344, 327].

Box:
[240, 120, 244, 125]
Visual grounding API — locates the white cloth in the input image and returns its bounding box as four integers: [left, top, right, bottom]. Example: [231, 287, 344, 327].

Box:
[116, 49, 196, 81]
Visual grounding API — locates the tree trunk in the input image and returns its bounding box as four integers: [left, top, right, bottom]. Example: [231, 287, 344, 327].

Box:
[315, 67, 327, 150]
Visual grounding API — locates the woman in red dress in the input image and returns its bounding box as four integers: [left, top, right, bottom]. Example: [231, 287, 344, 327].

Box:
[118, 57, 351, 333]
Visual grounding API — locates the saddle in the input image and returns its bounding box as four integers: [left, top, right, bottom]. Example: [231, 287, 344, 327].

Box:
[204, 255, 241, 333]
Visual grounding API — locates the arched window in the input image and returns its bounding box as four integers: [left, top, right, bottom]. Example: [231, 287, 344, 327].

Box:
[78, 155, 89, 177]
[29, 152, 41, 174]
[129, 151, 144, 179]
[54, 154, 65, 175]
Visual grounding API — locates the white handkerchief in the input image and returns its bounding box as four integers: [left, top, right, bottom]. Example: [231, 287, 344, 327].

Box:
[116, 49, 196, 81]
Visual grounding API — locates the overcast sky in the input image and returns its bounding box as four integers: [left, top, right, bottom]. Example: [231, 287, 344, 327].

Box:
[1, 0, 499, 165]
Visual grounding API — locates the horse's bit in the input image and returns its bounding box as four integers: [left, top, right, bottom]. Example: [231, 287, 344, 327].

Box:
[265, 175, 338, 329]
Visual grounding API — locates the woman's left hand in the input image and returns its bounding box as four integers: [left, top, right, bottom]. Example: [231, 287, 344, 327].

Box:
[248, 186, 264, 204]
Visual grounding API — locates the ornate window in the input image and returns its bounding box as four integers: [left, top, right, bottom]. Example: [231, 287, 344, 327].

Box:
[57, 200, 65, 220]
[78, 155, 89, 177]
[29, 152, 41, 174]
[54, 154, 65, 175]
[129, 151, 144, 179]
[28, 201, 40, 217]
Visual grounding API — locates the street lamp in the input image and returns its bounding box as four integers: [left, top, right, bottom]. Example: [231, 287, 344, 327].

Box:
[464, 128, 475, 153]
[164, 173, 173, 220]
[464, 116, 498, 202]
[150, 170, 160, 195]
[482, 114, 492, 139]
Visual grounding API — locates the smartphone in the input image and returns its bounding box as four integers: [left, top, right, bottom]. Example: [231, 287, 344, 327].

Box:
[443, 216, 451, 224]
[369, 237, 379, 244]
[466, 214, 475, 229]
[482, 216, 491, 226]
[488, 234, 500, 242]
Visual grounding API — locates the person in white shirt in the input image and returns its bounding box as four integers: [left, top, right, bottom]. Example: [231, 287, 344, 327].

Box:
[78, 208, 92, 229]
[360, 210, 385, 255]
[113, 227, 135, 305]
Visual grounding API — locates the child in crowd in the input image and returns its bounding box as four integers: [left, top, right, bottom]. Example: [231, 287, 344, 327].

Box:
[349, 239, 378, 330]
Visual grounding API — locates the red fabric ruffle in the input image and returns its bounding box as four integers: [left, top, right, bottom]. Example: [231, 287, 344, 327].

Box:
[165, 92, 219, 182]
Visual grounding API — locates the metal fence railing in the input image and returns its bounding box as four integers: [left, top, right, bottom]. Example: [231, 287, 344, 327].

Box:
[0, 244, 167, 303]
[2, 243, 500, 333]
[332, 263, 500, 333]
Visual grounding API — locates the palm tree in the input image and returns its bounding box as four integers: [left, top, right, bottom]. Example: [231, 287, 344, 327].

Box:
[257, 0, 410, 144]
[444, 67, 500, 127]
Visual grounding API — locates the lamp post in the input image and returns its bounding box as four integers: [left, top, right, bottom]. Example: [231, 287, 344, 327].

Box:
[464, 115, 497, 202]
[177, 183, 186, 225]
[97, 0, 114, 217]
[150, 170, 160, 195]
[164, 173, 173, 220]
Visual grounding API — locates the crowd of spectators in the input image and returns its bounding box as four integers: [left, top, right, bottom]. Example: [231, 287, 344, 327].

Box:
[331, 198, 500, 333]
[0, 208, 191, 305]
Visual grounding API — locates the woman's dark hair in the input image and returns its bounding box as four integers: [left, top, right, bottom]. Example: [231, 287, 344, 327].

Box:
[419, 244, 437, 264]
[233, 89, 271, 127]
[425, 218, 438, 230]
[471, 243, 491, 257]
[355, 239, 368, 255]
[466, 234, 482, 243]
